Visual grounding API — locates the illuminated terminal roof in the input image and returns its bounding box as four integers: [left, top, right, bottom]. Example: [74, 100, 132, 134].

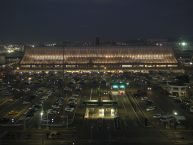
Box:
[20, 46, 177, 65]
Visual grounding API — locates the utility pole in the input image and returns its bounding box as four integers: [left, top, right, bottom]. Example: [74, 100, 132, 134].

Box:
[90, 126, 93, 140]
[107, 126, 111, 143]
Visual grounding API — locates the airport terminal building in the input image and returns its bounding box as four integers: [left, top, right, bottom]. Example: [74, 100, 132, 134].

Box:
[18, 46, 178, 72]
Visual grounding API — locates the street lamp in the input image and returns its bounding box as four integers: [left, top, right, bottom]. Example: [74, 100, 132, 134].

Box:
[40, 111, 44, 119]
[40, 111, 44, 116]
[181, 42, 187, 47]
[28, 77, 32, 84]
[173, 111, 178, 116]
[39, 111, 44, 129]
[179, 42, 188, 49]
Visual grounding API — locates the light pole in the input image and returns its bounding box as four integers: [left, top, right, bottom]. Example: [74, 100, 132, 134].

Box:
[40, 111, 44, 129]
[90, 126, 93, 141]
[173, 111, 178, 129]
[107, 126, 111, 143]
[40, 111, 44, 119]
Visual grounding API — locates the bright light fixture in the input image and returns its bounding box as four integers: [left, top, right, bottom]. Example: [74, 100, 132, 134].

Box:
[181, 42, 187, 47]
[40, 111, 44, 116]
[173, 111, 178, 116]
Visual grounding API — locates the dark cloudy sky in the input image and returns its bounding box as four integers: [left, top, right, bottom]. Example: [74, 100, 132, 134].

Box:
[0, 0, 193, 42]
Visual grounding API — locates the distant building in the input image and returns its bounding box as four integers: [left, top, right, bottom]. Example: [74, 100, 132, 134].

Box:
[167, 83, 188, 98]
[18, 46, 178, 72]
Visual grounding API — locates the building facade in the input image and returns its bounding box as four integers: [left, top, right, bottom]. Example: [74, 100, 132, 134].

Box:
[18, 46, 178, 72]
[167, 84, 188, 98]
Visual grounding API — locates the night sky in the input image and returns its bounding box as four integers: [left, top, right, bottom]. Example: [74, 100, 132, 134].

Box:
[0, 0, 193, 42]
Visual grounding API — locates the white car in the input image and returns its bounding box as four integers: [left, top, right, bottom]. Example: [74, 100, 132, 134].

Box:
[64, 87, 72, 92]
[51, 105, 60, 109]
[141, 97, 148, 101]
[160, 115, 174, 122]
[69, 97, 77, 101]
[169, 95, 177, 98]
[146, 106, 156, 111]
[72, 94, 79, 97]
[153, 114, 161, 118]
[65, 106, 74, 112]
[48, 110, 59, 114]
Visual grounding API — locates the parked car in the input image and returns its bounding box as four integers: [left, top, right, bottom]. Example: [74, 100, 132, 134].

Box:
[65, 106, 74, 112]
[153, 114, 161, 118]
[141, 97, 148, 101]
[51, 105, 60, 109]
[160, 115, 174, 122]
[146, 106, 156, 111]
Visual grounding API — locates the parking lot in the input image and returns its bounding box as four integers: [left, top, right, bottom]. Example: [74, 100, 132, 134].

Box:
[1, 71, 193, 145]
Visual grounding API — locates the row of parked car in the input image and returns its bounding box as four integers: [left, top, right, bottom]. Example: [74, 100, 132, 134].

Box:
[170, 95, 193, 113]
[139, 95, 181, 124]
[139, 96, 157, 112]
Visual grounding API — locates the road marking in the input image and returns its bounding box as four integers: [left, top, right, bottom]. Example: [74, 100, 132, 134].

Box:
[0, 99, 9, 106]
